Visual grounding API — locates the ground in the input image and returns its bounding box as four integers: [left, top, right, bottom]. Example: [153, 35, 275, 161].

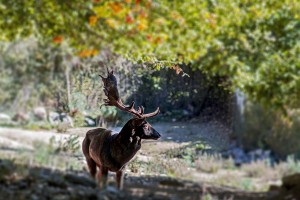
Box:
[0, 121, 290, 199]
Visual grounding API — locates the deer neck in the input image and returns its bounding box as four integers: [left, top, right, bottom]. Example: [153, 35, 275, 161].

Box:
[111, 125, 141, 166]
[117, 125, 141, 151]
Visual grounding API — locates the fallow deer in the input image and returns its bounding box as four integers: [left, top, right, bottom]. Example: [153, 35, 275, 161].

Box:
[82, 69, 161, 190]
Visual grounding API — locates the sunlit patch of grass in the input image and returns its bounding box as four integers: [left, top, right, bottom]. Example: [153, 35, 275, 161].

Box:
[240, 156, 300, 183]
[195, 154, 224, 174]
[212, 172, 260, 191]
[241, 160, 275, 179]
[0, 135, 84, 171]
[128, 155, 192, 179]
[201, 193, 214, 200]
[274, 155, 300, 177]
[162, 158, 191, 178]
[128, 157, 166, 175]
[164, 142, 212, 166]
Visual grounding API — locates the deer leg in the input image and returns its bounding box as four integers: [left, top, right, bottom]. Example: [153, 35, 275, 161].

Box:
[86, 158, 97, 178]
[82, 138, 97, 178]
[116, 170, 124, 190]
[97, 166, 108, 189]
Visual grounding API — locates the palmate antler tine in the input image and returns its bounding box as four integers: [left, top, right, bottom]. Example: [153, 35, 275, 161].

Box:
[137, 106, 144, 115]
[141, 106, 144, 114]
[111, 99, 143, 118]
[99, 74, 105, 79]
[105, 98, 159, 119]
[100, 69, 160, 119]
[128, 101, 135, 110]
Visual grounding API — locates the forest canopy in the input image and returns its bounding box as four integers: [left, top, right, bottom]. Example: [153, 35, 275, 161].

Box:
[0, 0, 300, 111]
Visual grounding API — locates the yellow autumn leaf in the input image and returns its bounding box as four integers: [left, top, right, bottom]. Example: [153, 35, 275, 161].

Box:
[106, 18, 120, 29]
[154, 17, 166, 25]
[138, 18, 148, 31]
[160, 33, 168, 41]
[109, 2, 123, 13]
[93, 5, 111, 18]
[78, 49, 99, 57]
[89, 16, 98, 26]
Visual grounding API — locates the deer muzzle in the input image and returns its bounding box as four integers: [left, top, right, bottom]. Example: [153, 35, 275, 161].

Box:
[150, 128, 161, 140]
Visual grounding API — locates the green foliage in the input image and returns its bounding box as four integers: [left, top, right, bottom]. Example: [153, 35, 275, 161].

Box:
[31, 135, 80, 166]
[239, 178, 254, 191]
[127, 157, 166, 175]
[24, 122, 54, 131]
[56, 135, 81, 154]
[165, 142, 212, 167]
[1, 0, 299, 111]
[0, 39, 68, 112]
[32, 139, 56, 166]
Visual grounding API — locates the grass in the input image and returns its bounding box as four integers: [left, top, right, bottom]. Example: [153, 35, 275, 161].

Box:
[195, 154, 225, 173]
[1, 128, 300, 193]
[136, 144, 300, 192]
[0, 135, 83, 171]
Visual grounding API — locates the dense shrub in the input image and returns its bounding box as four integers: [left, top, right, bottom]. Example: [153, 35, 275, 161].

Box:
[238, 102, 300, 158]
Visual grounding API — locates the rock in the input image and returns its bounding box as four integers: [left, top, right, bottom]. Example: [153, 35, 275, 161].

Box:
[64, 173, 96, 188]
[0, 113, 11, 123]
[282, 173, 300, 189]
[0, 159, 15, 181]
[268, 185, 280, 191]
[63, 115, 74, 128]
[33, 107, 47, 121]
[12, 112, 29, 123]
[106, 185, 119, 193]
[159, 179, 185, 187]
[84, 116, 96, 127]
[47, 175, 67, 188]
[268, 173, 300, 200]
[48, 111, 60, 125]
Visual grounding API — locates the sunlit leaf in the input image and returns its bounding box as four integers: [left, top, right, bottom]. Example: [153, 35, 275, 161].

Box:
[89, 16, 98, 26]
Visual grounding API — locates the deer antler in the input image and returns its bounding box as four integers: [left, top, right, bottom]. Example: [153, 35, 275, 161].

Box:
[100, 69, 160, 119]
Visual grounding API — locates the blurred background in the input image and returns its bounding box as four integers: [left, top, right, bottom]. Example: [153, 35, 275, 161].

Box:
[0, 0, 300, 199]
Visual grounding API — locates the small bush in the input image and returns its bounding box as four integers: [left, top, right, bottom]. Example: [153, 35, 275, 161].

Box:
[56, 135, 81, 154]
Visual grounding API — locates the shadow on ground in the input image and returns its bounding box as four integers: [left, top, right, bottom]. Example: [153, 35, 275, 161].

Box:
[2, 158, 293, 200]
